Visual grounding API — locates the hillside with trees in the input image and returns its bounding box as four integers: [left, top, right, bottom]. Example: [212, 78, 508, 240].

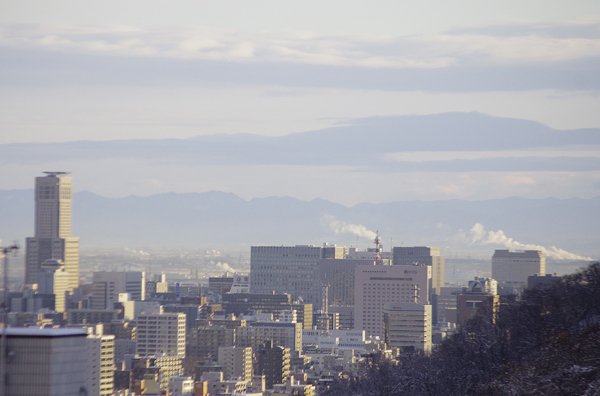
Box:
[324, 263, 600, 396]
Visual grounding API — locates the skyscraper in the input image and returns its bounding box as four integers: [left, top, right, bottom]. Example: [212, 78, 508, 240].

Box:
[25, 172, 80, 291]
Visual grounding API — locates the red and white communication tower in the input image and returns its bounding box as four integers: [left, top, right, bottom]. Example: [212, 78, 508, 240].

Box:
[374, 231, 382, 260]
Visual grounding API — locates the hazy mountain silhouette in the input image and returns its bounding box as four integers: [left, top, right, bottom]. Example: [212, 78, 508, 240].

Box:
[1, 189, 598, 258]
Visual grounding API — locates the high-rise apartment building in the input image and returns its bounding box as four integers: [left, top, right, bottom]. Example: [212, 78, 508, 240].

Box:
[492, 250, 546, 288]
[250, 245, 346, 306]
[136, 307, 186, 358]
[393, 246, 445, 294]
[355, 264, 431, 338]
[256, 341, 290, 389]
[25, 172, 80, 291]
[218, 346, 253, 381]
[86, 331, 115, 396]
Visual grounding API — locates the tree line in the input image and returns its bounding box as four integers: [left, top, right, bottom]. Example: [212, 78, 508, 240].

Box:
[324, 263, 600, 396]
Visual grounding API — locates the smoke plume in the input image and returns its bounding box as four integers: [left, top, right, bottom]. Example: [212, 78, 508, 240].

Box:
[321, 214, 377, 240]
[216, 262, 237, 273]
[469, 223, 592, 261]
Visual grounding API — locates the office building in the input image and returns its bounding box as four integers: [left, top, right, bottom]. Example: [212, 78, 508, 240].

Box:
[218, 346, 253, 381]
[91, 271, 146, 309]
[355, 264, 431, 338]
[383, 302, 432, 353]
[492, 250, 546, 288]
[250, 245, 345, 306]
[36, 258, 70, 312]
[136, 307, 186, 358]
[25, 172, 80, 291]
[393, 246, 445, 294]
[319, 258, 376, 307]
[1, 328, 88, 396]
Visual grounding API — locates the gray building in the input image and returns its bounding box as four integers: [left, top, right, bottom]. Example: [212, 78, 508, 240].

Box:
[250, 245, 346, 306]
[1, 328, 88, 396]
[492, 250, 546, 288]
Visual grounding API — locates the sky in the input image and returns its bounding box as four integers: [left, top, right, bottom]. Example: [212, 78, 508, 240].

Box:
[1, 0, 600, 205]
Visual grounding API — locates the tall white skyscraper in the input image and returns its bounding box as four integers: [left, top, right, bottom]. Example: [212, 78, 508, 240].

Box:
[25, 172, 80, 291]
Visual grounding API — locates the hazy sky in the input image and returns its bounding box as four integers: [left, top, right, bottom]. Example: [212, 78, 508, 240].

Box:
[1, 1, 600, 204]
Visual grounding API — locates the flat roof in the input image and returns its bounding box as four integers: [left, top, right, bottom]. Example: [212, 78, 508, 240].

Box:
[0, 328, 88, 338]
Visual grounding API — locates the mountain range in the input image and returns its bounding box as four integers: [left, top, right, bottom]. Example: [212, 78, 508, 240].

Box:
[1, 189, 598, 260]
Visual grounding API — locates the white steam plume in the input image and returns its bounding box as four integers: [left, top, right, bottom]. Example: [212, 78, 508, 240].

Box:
[321, 214, 377, 240]
[468, 223, 592, 261]
[216, 262, 237, 273]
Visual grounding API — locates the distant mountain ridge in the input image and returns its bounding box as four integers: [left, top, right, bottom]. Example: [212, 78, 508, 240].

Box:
[1, 189, 598, 258]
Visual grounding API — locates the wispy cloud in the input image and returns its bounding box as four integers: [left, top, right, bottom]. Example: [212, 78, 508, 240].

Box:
[2, 20, 600, 68]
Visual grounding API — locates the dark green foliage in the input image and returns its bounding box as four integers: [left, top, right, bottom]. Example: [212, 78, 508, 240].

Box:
[322, 263, 600, 396]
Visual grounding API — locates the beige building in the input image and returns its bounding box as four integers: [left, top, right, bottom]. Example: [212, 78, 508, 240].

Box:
[136, 308, 186, 358]
[25, 172, 79, 291]
[355, 264, 431, 338]
[492, 250, 546, 288]
[218, 346, 253, 381]
[383, 302, 432, 353]
[36, 258, 70, 312]
[86, 331, 115, 396]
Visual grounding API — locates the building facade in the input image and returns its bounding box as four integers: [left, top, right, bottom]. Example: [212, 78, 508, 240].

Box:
[25, 172, 80, 291]
[91, 271, 146, 309]
[218, 346, 253, 381]
[86, 332, 115, 396]
[383, 302, 432, 353]
[393, 246, 445, 294]
[136, 309, 186, 358]
[355, 264, 431, 338]
[492, 250, 546, 288]
[2, 328, 88, 396]
[250, 245, 345, 306]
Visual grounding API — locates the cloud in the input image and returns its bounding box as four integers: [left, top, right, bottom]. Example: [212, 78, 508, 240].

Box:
[468, 222, 592, 260]
[1, 20, 600, 69]
[321, 214, 377, 240]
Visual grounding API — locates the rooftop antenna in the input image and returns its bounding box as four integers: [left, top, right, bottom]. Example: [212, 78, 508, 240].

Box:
[374, 231, 381, 260]
[1, 242, 19, 396]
